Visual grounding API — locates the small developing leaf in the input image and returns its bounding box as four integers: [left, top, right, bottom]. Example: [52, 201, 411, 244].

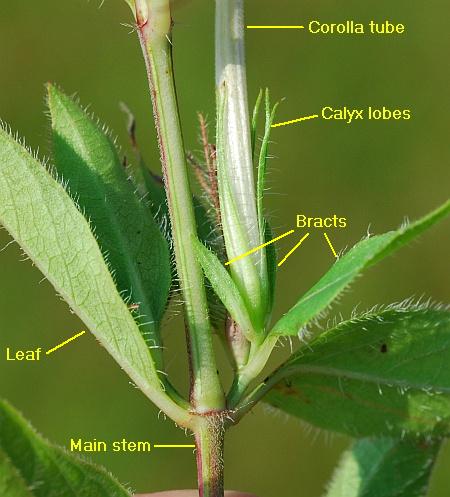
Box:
[271, 200, 450, 336]
[47, 85, 171, 362]
[194, 238, 255, 341]
[266, 308, 450, 437]
[325, 437, 441, 497]
[0, 128, 185, 422]
[0, 399, 131, 497]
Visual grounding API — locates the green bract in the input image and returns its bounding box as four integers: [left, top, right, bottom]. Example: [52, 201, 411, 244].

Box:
[194, 237, 255, 341]
[271, 200, 450, 337]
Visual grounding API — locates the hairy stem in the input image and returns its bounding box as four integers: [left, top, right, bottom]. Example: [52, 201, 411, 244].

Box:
[135, 1, 224, 412]
[227, 335, 278, 408]
[195, 416, 226, 497]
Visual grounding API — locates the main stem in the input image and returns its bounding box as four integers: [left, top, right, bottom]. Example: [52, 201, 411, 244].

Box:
[136, 2, 224, 412]
[195, 416, 226, 497]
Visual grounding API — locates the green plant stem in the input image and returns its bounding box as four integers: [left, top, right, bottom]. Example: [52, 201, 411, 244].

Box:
[227, 335, 278, 408]
[136, 2, 224, 412]
[231, 358, 292, 423]
[139, 379, 194, 428]
[195, 416, 226, 497]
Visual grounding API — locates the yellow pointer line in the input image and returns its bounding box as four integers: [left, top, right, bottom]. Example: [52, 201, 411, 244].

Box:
[324, 232, 338, 258]
[272, 115, 319, 128]
[247, 25, 305, 29]
[225, 229, 295, 266]
[46, 331, 86, 355]
[154, 444, 196, 449]
[278, 233, 310, 267]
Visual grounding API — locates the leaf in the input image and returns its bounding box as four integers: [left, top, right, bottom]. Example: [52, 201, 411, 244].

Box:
[271, 200, 450, 336]
[325, 437, 441, 497]
[266, 308, 450, 437]
[0, 399, 131, 497]
[194, 238, 255, 341]
[0, 127, 174, 415]
[0, 448, 33, 497]
[47, 85, 171, 358]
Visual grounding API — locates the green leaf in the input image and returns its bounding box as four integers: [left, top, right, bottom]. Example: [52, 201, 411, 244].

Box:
[325, 437, 441, 497]
[0, 448, 33, 497]
[47, 85, 171, 358]
[0, 127, 188, 425]
[271, 200, 450, 336]
[0, 399, 131, 497]
[266, 308, 450, 437]
[194, 238, 255, 341]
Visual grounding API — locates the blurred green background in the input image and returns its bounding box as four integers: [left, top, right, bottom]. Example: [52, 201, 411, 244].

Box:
[1, 0, 449, 495]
